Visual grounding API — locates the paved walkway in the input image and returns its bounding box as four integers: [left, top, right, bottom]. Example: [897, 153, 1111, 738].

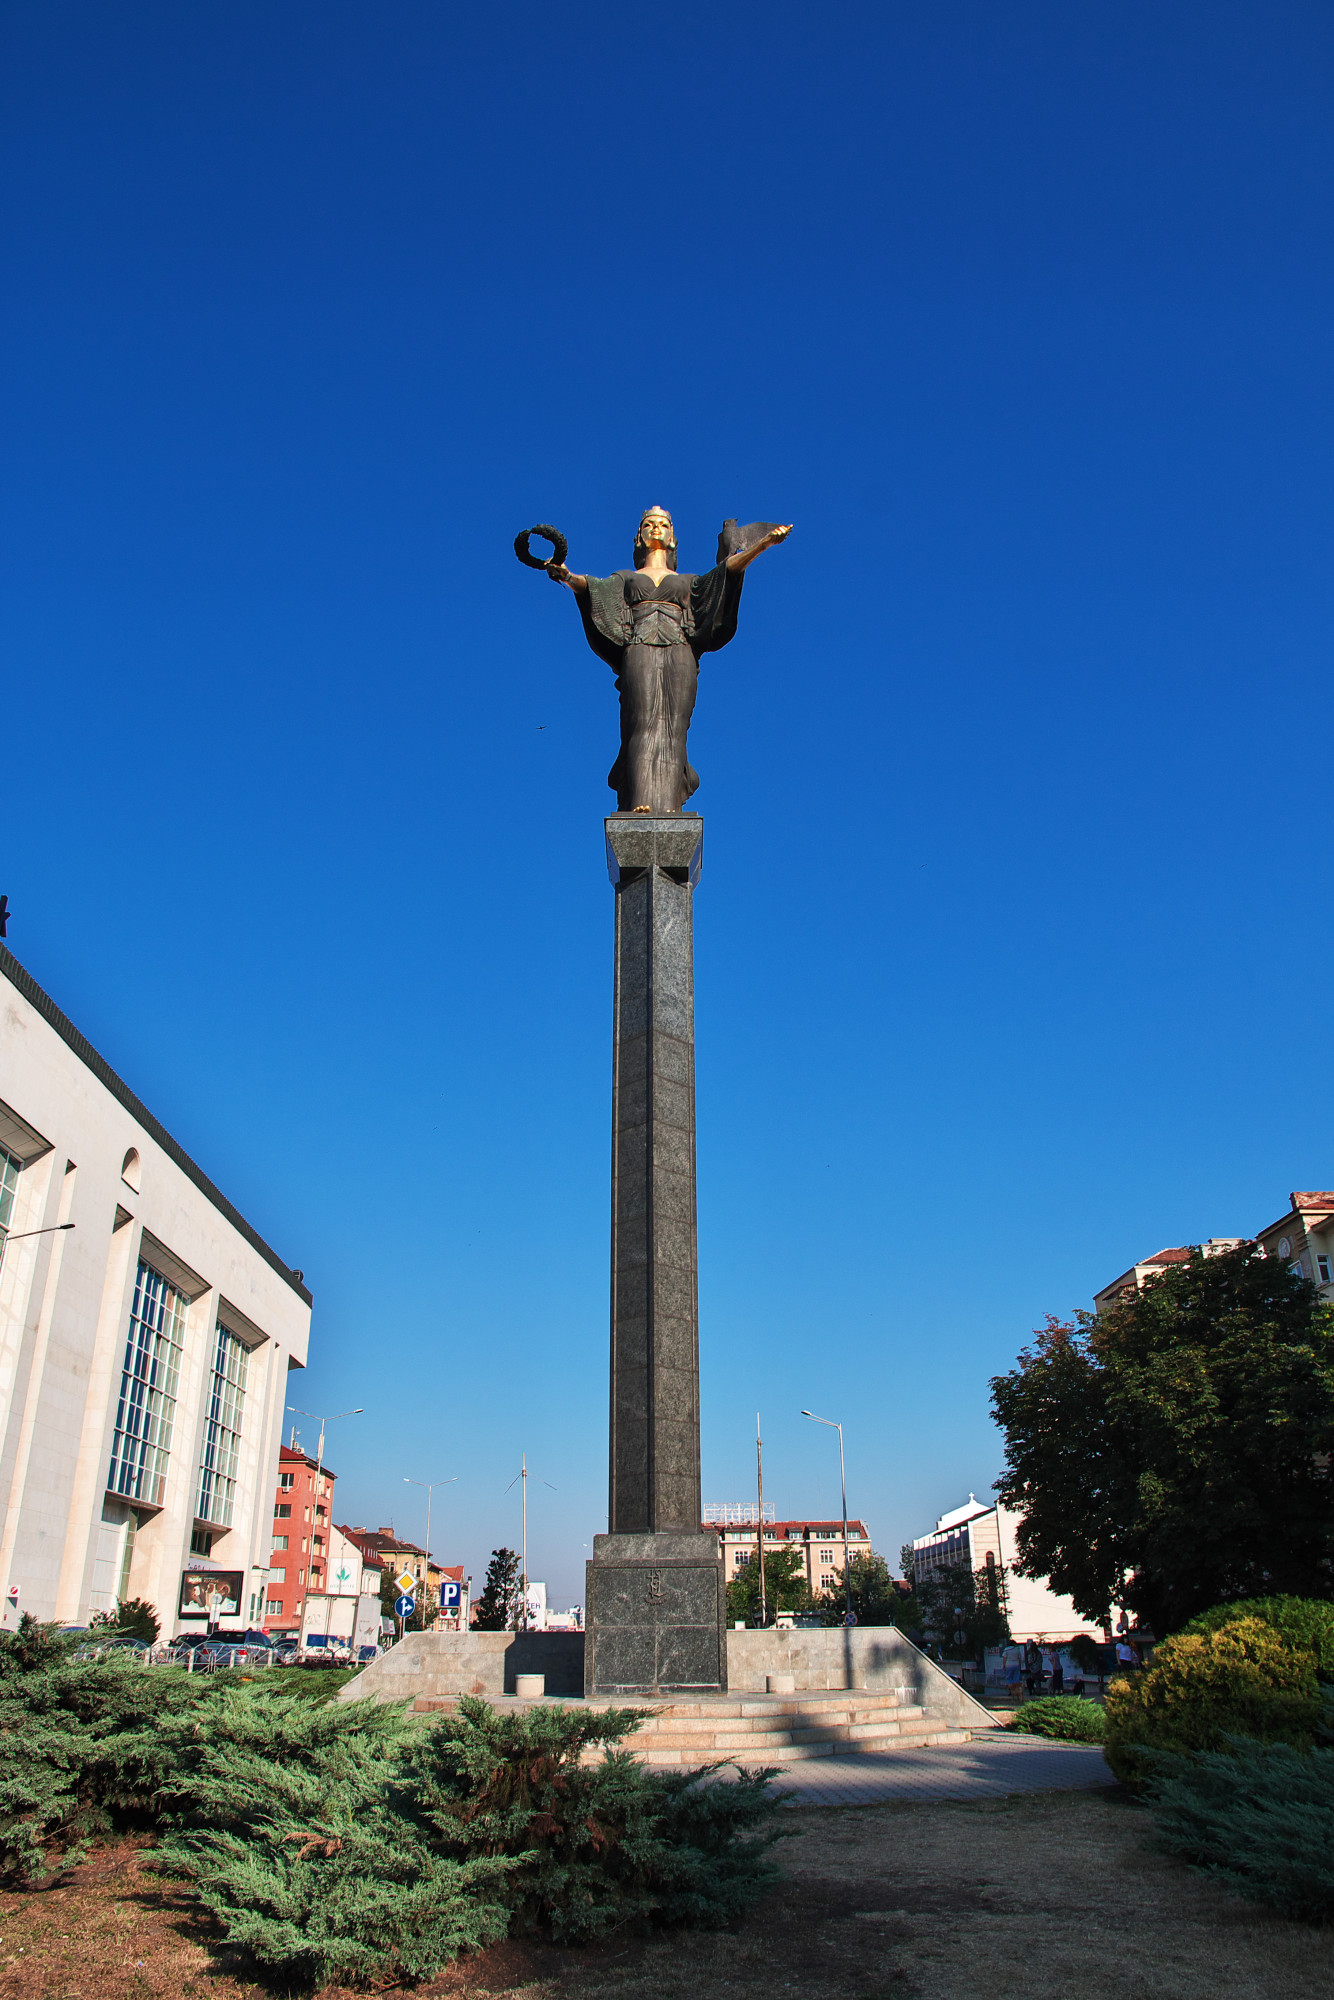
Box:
[758, 1734, 1112, 1806]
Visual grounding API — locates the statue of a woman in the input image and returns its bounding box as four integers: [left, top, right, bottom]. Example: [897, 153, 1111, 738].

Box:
[548, 507, 791, 814]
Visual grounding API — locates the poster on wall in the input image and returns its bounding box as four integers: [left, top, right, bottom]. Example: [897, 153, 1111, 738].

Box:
[179, 1569, 243, 1619]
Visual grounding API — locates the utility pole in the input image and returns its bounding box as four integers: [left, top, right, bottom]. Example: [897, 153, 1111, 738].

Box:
[506, 1454, 556, 1632]
[756, 1413, 767, 1627]
[521, 1452, 528, 1630]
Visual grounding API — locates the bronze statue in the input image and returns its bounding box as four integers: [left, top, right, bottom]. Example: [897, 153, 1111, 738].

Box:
[517, 509, 791, 814]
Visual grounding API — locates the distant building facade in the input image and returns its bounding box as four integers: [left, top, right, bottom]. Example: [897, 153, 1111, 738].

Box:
[262, 1443, 337, 1638]
[341, 1525, 464, 1628]
[0, 945, 311, 1638]
[1093, 1194, 1334, 1311]
[703, 1513, 873, 1595]
[910, 1496, 1103, 1644]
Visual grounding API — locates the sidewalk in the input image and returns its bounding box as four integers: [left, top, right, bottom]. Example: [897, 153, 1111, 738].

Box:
[758, 1732, 1112, 1806]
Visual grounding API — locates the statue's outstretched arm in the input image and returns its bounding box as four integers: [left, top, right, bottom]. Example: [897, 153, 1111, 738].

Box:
[724, 524, 793, 574]
[548, 562, 588, 596]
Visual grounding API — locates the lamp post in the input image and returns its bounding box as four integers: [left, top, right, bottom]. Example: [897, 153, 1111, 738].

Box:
[403, 1475, 457, 1628]
[801, 1409, 852, 1625]
[0, 1222, 74, 1273]
[286, 1406, 362, 1642]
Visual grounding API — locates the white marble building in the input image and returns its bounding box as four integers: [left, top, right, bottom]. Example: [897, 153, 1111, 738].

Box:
[0, 945, 311, 1636]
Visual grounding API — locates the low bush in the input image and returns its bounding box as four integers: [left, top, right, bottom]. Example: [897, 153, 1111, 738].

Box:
[1103, 1616, 1322, 1787]
[1144, 1738, 1334, 1921]
[402, 1695, 787, 1942]
[1004, 1696, 1105, 1742]
[0, 1620, 221, 1882]
[0, 1618, 789, 1982]
[1183, 1596, 1334, 1678]
[154, 1692, 788, 1983]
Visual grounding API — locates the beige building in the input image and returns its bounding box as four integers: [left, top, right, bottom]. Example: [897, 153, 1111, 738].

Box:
[703, 1508, 873, 1595]
[0, 944, 311, 1636]
[1093, 1237, 1242, 1308]
[910, 1496, 1102, 1644]
[1094, 1191, 1334, 1310]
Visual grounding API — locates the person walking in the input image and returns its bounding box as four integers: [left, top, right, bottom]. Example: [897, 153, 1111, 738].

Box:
[1024, 1639, 1043, 1696]
[1048, 1646, 1065, 1694]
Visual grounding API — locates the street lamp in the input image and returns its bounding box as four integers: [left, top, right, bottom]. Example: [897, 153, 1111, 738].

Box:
[286, 1406, 363, 1482]
[0, 1222, 74, 1273]
[801, 1409, 852, 1625]
[403, 1475, 458, 1628]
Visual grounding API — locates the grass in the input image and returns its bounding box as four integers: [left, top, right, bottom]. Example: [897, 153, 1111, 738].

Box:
[1, 1789, 1329, 1999]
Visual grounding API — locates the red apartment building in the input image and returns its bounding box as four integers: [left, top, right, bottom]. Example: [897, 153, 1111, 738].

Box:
[262, 1443, 337, 1638]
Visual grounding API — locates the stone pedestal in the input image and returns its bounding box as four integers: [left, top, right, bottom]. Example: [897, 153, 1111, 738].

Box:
[584, 814, 726, 1695]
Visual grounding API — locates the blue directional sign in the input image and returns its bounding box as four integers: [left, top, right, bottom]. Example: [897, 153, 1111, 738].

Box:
[395, 1594, 416, 1619]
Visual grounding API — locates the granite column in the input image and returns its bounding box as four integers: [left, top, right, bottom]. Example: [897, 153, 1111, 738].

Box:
[584, 813, 727, 1694]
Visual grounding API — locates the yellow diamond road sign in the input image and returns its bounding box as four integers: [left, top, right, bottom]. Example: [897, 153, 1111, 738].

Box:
[394, 1569, 416, 1597]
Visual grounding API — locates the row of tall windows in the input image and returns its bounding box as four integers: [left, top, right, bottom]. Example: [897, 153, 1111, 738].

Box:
[108, 1257, 250, 1522]
[196, 1322, 249, 1527]
[108, 1260, 188, 1507]
[0, 1145, 20, 1244]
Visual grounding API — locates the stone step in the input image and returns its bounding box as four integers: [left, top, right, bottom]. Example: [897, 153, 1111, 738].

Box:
[629, 1728, 974, 1768]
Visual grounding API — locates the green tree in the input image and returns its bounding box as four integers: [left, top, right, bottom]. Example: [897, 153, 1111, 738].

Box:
[112, 1597, 159, 1643]
[473, 1548, 522, 1632]
[912, 1559, 1009, 1657]
[817, 1550, 902, 1625]
[990, 1245, 1334, 1635]
[725, 1544, 813, 1626]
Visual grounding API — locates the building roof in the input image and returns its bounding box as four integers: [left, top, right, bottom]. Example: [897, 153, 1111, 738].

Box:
[279, 1443, 337, 1479]
[0, 944, 311, 1305]
[705, 1518, 870, 1538]
[342, 1526, 433, 1562]
[1291, 1192, 1334, 1209]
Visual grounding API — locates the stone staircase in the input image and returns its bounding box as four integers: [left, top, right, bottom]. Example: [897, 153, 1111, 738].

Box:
[411, 1687, 980, 1767]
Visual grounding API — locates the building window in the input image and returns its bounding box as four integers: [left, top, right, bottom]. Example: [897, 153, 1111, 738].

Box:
[265, 1599, 283, 1617]
[820, 1548, 834, 1563]
[735, 1552, 751, 1566]
[272, 1534, 289, 1551]
[0, 1146, 19, 1243]
[1320, 1257, 1331, 1284]
[190, 1528, 214, 1557]
[196, 1321, 249, 1528]
[279, 1472, 295, 1491]
[275, 1503, 292, 1519]
[269, 1567, 286, 1582]
[107, 1259, 188, 1508]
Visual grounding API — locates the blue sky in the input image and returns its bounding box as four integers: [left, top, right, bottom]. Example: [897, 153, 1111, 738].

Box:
[4, 4, 1333, 1604]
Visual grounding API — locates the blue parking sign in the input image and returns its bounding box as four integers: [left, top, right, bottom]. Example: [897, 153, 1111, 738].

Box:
[441, 1580, 462, 1610]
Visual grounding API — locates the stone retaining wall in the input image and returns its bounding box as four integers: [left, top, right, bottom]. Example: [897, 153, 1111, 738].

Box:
[342, 1623, 994, 1732]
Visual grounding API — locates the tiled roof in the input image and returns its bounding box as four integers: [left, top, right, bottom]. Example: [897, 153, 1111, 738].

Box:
[1292, 1192, 1334, 1209]
[1143, 1248, 1192, 1264]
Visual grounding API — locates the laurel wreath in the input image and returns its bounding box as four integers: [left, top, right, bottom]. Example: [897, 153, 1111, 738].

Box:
[514, 524, 570, 571]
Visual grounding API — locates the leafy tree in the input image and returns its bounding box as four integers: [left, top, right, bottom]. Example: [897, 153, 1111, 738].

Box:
[473, 1548, 522, 1631]
[913, 1559, 1009, 1657]
[990, 1245, 1334, 1635]
[725, 1544, 813, 1626]
[816, 1551, 902, 1626]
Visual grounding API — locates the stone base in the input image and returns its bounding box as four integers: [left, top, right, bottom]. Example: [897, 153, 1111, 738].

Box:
[584, 1532, 727, 1695]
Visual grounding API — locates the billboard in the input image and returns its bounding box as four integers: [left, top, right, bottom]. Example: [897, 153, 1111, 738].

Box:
[179, 1569, 244, 1619]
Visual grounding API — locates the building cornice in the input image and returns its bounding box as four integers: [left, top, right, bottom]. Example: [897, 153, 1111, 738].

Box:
[0, 943, 311, 1306]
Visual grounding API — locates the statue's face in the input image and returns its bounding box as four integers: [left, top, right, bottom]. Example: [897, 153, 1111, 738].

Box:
[639, 509, 674, 551]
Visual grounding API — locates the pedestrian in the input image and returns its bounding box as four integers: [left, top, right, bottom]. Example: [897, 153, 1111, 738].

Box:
[1115, 1637, 1137, 1674]
[1024, 1638, 1043, 1696]
[1048, 1647, 1065, 1694]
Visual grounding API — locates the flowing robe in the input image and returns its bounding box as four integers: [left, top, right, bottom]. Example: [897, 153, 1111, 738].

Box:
[576, 564, 744, 814]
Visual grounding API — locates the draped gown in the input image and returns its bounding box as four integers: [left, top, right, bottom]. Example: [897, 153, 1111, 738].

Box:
[575, 563, 745, 814]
